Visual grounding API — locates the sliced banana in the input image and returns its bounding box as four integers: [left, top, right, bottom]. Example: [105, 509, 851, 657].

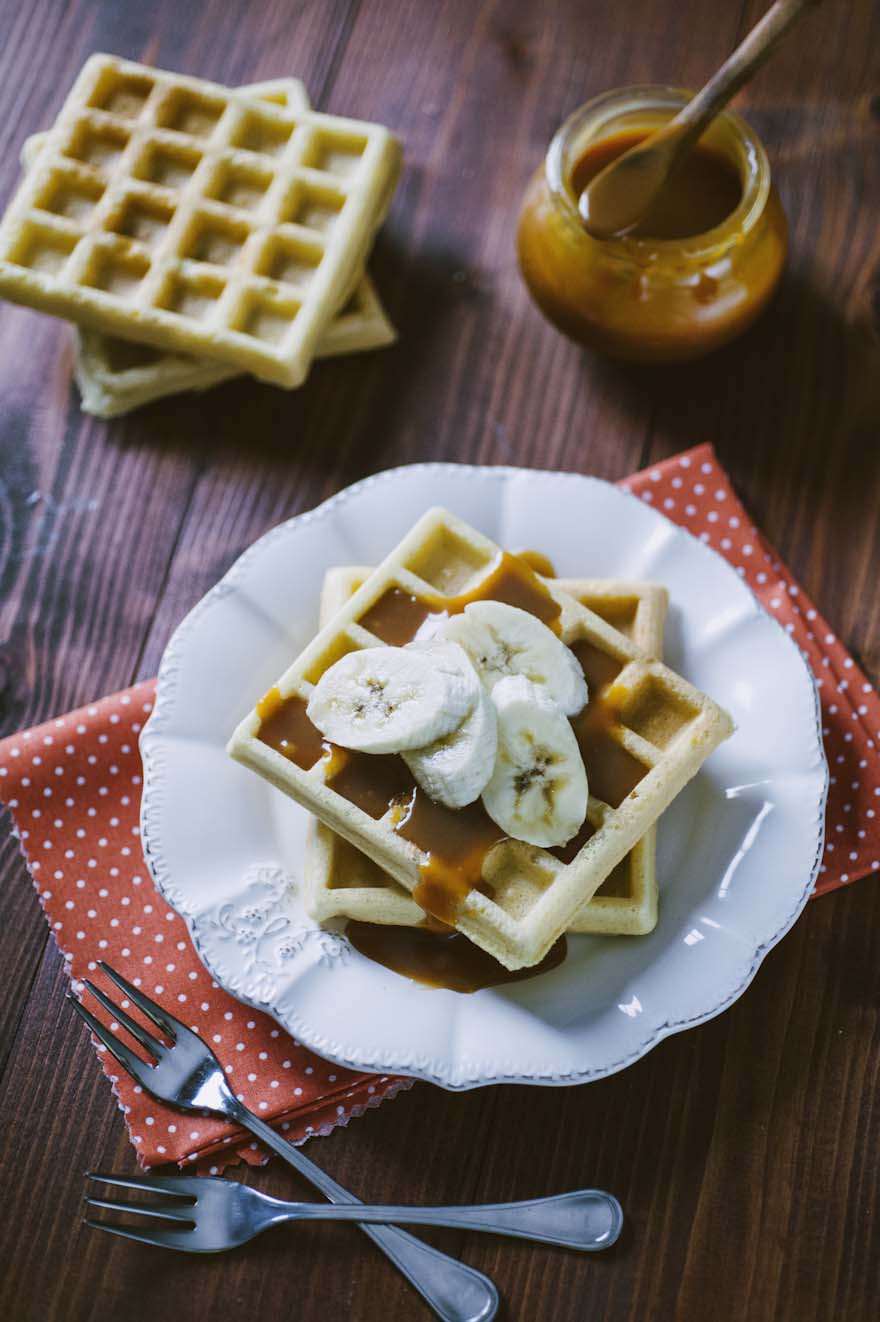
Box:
[307, 644, 478, 754]
[404, 682, 498, 808]
[482, 675, 588, 848]
[442, 601, 588, 716]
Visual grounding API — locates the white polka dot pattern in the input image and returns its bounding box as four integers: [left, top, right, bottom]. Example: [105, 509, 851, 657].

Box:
[622, 443, 880, 897]
[0, 677, 410, 1172]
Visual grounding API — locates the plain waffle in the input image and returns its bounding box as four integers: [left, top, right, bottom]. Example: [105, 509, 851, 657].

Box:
[69, 275, 395, 417]
[0, 54, 401, 386]
[229, 507, 734, 970]
[20, 79, 396, 417]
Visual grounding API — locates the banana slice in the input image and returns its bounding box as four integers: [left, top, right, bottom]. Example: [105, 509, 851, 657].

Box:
[403, 682, 498, 808]
[307, 644, 479, 754]
[482, 675, 588, 847]
[442, 601, 588, 716]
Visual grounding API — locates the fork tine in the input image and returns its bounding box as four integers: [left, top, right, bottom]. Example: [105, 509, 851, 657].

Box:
[97, 962, 178, 1038]
[85, 1197, 195, 1223]
[67, 996, 151, 1085]
[84, 1218, 201, 1253]
[82, 981, 164, 1058]
[86, 1172, 202, 1197]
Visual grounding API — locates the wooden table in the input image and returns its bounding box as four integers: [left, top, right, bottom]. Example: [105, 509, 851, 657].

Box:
[1, 2, 878, 1318]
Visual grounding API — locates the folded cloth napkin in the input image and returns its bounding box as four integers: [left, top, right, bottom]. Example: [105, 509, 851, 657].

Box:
[1, 443, 876, 1169]
[0, 684, 410, 1171]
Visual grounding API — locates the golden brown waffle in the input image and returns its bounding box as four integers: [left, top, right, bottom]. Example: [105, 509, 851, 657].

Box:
[229, 508, 734, 970]
[0, 54, 401, 386]
[20, 80, 397, 417]
[305, 566, 667, 935]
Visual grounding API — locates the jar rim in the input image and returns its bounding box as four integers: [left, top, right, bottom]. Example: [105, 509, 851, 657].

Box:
[546, 84, 771, 259]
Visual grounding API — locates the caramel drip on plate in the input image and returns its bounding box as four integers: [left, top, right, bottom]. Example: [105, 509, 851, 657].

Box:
[346, 921, 567, 993]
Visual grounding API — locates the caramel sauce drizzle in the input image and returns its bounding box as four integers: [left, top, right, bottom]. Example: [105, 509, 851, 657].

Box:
[256, 689, 326, 769]
[324, 747, 414, 820]
[453, 552, 560, 628]
[395, 789, 504, 925]
[358, 588, 432, 646]
[566, 639, 648, 809]
[513, 548, 557, 579]
[360, 552, 561, 644]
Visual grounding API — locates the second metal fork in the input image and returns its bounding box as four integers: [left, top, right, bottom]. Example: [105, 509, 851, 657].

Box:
[85, 1171, 623, 1253]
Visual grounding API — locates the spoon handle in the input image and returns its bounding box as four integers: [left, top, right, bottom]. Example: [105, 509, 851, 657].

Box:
[674, 0, 823, 145]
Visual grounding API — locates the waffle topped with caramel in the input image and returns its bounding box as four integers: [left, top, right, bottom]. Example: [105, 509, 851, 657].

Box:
[229, 508, 733, 972]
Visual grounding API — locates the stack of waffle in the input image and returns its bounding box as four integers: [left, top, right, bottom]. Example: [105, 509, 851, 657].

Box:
[0, 56, 402, 417]
[230, 509, 734, 973]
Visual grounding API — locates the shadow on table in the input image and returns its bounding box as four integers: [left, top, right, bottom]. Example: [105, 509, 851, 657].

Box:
[88, 220, 471, 476]
[575, 261, 878, 492]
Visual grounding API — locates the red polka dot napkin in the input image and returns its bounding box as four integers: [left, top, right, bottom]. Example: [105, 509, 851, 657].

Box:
[1, 443, 876, 1169]
[0, 682, 409, 1171]
[622, 443, 880, 896]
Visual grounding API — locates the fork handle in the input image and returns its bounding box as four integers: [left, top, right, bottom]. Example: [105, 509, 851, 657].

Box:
[227, 1102, 498, 1322]
[277, 1189, 623, 1251]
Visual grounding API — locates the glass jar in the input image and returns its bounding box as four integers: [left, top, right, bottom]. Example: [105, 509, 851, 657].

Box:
[516, 86, 787, 362]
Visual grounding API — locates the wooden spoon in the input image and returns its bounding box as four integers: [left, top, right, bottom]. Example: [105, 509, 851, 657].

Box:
[578, 0, 822, 239]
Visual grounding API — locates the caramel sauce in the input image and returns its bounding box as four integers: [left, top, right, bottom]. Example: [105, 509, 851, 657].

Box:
[395, 788, 503, 925]
[570, 638, 625, 694]
[350, 551, 559, 925]
[577, 721, 647, 808]
[513, 548, 557, 579]
[253, 545, 652, 989]
[552, 640, 646, 864]
[361, 552, 562, 641]
[324, 747, 415, 820]
[358, 588, 432, 645]
[585, 598, 638, 639]
[256, 689, 326, 769]
[570, 678, 647, 809]
[358, 551, 561, 645]
[571, 131, 743, 241]
[457, 552, 560, 627]
[346, 921, 567, 993]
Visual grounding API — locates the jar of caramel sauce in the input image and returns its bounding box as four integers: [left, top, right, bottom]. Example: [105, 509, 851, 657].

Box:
[517, 86, 787, 361]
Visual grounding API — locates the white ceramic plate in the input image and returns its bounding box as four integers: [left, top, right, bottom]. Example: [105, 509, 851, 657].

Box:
[140, 465, 828, 1090]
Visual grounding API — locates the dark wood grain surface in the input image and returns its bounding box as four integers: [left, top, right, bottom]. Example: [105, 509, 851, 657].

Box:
[1, 2, 878, 1319]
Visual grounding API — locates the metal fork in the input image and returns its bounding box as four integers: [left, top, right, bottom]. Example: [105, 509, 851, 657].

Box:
[84, 1171, 622, 1253]
[68, 962, 498, 1322]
